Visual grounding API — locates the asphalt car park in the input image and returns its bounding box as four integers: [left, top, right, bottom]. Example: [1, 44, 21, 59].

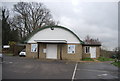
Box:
[2, 55, 119, 80]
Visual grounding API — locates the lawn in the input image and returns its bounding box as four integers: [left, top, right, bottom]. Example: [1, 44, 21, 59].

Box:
[82, 58, 94, 61]
[97, 57, 114, 61]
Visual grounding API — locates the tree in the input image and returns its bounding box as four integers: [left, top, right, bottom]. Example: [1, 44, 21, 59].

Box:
[2, 7, 11, 45]
[112, 47, 119, 62]
[10, 29, 19, 42]
[2, 7, 19, 45]
[11, 2, 57, 41]
[9, 15, 25, 40]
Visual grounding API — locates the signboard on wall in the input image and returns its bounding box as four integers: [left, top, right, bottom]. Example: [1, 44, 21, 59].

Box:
[31, 44, 37, 52]
[68, 45, 75, 54]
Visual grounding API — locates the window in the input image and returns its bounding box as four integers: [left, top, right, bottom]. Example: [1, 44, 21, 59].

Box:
[68, 45, 75, 54]
[31, 44, 38, 52]
[84, 46, 90, 53]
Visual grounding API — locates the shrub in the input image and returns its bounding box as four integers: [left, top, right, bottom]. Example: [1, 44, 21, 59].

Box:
[111, 62, 120, 67]
[97, 57, 114, 61]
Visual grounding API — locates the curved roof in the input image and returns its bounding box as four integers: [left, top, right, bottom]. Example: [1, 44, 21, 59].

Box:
[25, 25, 84, 44]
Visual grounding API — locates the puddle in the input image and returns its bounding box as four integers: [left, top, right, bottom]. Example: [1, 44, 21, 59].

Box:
[9, 62, 13, 63]
[98, 73, 108, 76]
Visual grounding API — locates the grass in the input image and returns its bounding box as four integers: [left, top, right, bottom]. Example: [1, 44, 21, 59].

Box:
[82, 58, 94, 61]
[97, 57, 114, 61]
[111, 62, 120, 67]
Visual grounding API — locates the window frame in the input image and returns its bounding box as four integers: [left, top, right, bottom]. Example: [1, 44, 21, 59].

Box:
[67, 45, 76, 54]
[31, 44, 38, 52]
[84, 46, 90, 54]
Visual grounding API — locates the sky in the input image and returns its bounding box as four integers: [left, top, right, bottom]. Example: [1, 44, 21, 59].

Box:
[0, 0, 119, 51]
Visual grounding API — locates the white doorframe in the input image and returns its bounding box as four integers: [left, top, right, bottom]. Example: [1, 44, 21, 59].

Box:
[90, 47, 96, 58]
[46, 44, 57, 59]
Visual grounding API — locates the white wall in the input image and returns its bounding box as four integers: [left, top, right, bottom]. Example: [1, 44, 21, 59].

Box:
[27, 27, 80, 43]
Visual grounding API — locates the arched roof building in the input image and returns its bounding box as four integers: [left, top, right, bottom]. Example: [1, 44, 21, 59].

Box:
[25, 26, 101, 61]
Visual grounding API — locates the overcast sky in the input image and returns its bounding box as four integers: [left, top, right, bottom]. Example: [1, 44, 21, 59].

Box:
[1, 0, 119, 51]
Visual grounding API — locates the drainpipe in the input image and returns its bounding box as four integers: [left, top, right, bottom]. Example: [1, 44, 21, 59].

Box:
[60, 44, 62, 60]
[37, 43, 39, 59]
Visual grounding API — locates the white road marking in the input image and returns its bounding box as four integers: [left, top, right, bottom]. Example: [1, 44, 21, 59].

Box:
[71, 63, 78, 81]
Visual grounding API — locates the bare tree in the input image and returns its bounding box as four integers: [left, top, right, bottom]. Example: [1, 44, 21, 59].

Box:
[11, 2, 57, 40]
[9, 15, 25, 39]
[84, 35, 101, 44]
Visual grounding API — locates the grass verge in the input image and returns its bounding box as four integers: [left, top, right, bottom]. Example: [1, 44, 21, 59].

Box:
[82, 58, 94, 61]
[97, 57, 114, 61]
[111, 61, 120, 67]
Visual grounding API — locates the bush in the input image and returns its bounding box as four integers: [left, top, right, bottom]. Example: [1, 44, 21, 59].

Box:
[82, 58, 94, 61]
[111, 54, 118, 59]
[97, 57, 114, 61]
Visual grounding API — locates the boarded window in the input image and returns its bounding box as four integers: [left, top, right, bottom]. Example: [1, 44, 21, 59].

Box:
[31, 44, 38, 52]
[84, 46, 90, 53]
[68, 45, 75, 54]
